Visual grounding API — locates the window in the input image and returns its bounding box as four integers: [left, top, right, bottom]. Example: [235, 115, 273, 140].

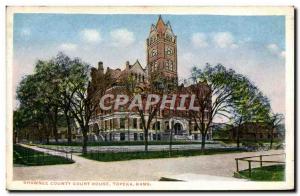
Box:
[150, 36, 157, 44]
[133, 118, 137, 129]
[152, 121, 160, 130]
[104, 121, 107, 130]
[165, 60, 173, 71]
[140, 121, 143, 129]
[120, 133, 125, 141]
[110, 119, 113, 130]
[151, 49, 157, 57]
[140, 133, 144, 140]
[194, 134, 198, 140]
[165, 34, 173, 41]
[166, 47, 173, 55]
[165, 61, 169, 70]
[154, 61, 158, 70]
[134, 133, 138, 141]
[120, 118, 125, 129]
[194, 125, 197, 131]
[153, 134, 156, 140]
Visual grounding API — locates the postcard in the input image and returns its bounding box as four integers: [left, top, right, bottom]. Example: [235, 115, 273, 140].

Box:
[6, 6, 294, 191]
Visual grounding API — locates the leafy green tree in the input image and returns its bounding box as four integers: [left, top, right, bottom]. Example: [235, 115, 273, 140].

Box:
[16, 73, 52, 143]
[34, 60, 62, 142]
[54, 53, 89, 144]
[229, 79, 271, 147]
[189, 63, 271, 151]
[266, 113, 284, 149]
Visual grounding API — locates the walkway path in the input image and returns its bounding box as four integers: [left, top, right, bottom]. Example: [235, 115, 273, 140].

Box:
[13, 145, 284, 181]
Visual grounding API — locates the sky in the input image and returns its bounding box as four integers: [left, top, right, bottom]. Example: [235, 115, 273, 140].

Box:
[13, 14, 286, 118]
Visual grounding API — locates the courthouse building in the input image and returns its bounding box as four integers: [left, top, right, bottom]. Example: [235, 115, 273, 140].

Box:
[87, 16, 212, 142]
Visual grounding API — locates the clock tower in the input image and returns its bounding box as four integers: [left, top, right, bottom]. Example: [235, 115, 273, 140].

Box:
[147, 15, 178, 84]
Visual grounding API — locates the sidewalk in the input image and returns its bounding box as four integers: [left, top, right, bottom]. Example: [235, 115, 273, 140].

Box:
[13, 145, 284, 181]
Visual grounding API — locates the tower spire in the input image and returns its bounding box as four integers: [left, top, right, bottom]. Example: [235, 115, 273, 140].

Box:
[156, 15, 166, 32]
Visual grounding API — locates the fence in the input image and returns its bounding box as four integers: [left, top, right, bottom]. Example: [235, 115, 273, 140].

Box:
[235, 153, 285, 177]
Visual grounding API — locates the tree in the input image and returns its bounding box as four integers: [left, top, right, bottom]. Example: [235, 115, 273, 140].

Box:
[189, 63, 271, 151]
[266, 113, 284, 149]
[69, 64, 114, 154]
[229, 81, 271, 148]
[16, 72, 53, 143]
[54, 53, 89, 144]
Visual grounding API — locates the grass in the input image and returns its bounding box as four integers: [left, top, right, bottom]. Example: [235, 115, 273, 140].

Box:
[44, 140, 207, 146]
[237, 164, 285, 181]
[81, 148, 245, 162]
[13, 145, 74, 166]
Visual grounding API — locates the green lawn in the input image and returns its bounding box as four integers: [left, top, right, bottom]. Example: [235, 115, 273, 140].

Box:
[44, 140, 207, 146]
[13, 145, 74, 166]
[237, 164, 285, 181]
[81, 148, 245, 162]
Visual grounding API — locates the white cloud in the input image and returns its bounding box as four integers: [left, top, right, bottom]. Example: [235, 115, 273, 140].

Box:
[280, 51, 286, 59]
[191, 33, 208, 48]
[266, 43, 279, 54]
[59, 43, 77, 51]
[212, 32, 237, 49]
[266, 43, 285, 59]
[20, 28, 31, 37]
[178, 41, 286, 117]
[110, 28, 135, 47]
[80, 29, 101, 43]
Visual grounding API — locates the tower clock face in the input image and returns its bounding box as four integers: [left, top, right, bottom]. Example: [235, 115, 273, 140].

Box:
[151, 49, 158, 57]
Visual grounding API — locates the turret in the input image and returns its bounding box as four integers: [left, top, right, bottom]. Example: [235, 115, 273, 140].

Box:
[98, 61, 104, 73]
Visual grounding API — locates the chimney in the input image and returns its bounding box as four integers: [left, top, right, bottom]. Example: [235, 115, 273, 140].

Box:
[126, 61, 130, 70]
[98, 61, 104, 72]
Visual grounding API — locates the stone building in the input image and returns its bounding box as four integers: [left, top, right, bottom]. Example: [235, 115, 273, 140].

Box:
[87, 16, 212, 142]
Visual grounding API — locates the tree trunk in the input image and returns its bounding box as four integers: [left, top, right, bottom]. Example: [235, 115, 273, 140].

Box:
[53, 124, 58, 143]
[144, 128, 148, 152]
[201, 133, 206, 152]
[270, 128, 274, 149]
[46, 137, 49, 145]
[82, 128, 88, 155]
[54, 111, 59, 143]
[236, 128, 240, 148]
[64, 110, 72, 144]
